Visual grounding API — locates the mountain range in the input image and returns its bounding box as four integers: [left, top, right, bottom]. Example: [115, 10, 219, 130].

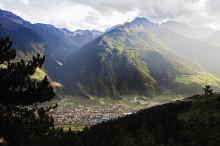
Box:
[1, 9, 220, 98]
[0, 9, 103, 80]
[59, 17, 220, 97]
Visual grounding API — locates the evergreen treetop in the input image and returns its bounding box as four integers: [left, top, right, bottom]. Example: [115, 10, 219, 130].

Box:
[0, 36, 55, 106]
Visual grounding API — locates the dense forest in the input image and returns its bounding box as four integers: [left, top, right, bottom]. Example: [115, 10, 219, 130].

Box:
[1, 35, 220, 146]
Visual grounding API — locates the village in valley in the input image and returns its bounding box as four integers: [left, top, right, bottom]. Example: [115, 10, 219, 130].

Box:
[50, 105, 132, 126]
[47, 94, 180, 127]
[48, 96, 133, 126]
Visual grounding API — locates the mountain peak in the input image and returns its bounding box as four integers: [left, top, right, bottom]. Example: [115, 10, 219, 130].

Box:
[0, 9, 29, 26]
[0, 9, 23, 22]
[131, 17, 152, 25]
[0, 9, 15, 17]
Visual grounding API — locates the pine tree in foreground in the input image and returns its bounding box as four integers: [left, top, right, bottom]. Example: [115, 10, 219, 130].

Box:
[0, 36, 57, 146]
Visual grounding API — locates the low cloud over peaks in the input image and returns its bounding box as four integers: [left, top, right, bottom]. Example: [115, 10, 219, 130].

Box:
[1, 0, 220, 30]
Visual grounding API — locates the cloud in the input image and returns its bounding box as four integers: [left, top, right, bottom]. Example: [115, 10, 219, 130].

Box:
[37, 4, 49, 10]
[0, 3, 4, 8]
[81, 8, 140, 30]
[29, 1, 140, 31]
[68, 0, 218, 29]
[68, 0, 136, 13]
[206, 0, 220, 13]
[20, 0, 29, 5]
[1, 0, 220, 31]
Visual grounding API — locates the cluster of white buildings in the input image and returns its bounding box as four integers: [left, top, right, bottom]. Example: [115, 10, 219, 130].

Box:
[50, 104, 132, 126]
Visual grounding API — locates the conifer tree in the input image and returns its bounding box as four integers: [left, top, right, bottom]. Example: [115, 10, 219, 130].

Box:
[0, 37, 55, 106]
[0, 35, 56, 145]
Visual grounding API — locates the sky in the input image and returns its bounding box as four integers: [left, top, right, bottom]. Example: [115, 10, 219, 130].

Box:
[0, 0, 220, 31]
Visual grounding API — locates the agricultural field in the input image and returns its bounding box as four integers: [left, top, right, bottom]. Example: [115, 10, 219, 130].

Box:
[175, 71, 220, 86]
[42, 93, 184, 127]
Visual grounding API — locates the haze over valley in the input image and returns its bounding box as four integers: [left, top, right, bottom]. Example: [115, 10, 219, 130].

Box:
[1, 8, 220, 97]
[1, 1, 220, 145]
[1, 8, 220, 127]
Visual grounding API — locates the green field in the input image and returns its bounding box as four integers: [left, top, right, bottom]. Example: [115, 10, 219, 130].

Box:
[1, 64, 46, 80]
[0, 64, 7, 69]
[55, 125, 85, 132]
[44, 93, 184, 129]
[45, 93, 184, 113]
[31, 68, 46, 80]
[175, 71, 220, 86]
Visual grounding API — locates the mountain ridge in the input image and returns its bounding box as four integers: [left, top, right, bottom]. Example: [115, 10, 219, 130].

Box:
[0, 9, 103, 81]
[1, 10, 220, 98]
[60, 17, 220, 98]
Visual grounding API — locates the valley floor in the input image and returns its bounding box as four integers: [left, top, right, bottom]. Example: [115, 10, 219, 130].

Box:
[44, 94, 184, 128]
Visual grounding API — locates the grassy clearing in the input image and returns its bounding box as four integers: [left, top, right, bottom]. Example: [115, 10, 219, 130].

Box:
[175, 72, 220, 86]
[1, 64, 46, 81]
[31, 68, 46, 80]
[0, 138, 3, 144]
[55, 125, 85, 132]
[175, 76, 193, 85]
[99, 101, 105, 105]
[47, 94, 185, 128]
[192, 72, 220, 86]
[0, 64, 7, 69]
[56, 93, 184, 113]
